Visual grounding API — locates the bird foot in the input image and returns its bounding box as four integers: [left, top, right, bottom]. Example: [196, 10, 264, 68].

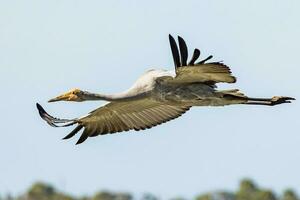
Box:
[270, 96, 295, 105]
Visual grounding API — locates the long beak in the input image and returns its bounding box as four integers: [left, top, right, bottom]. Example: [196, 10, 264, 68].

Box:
[48, 94, 68, 102]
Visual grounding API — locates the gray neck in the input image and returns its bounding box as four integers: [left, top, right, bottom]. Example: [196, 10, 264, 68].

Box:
[81, 91, 148, 102]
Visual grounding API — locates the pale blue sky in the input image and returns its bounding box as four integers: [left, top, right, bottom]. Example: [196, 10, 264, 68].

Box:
[0, 0, 299, 199]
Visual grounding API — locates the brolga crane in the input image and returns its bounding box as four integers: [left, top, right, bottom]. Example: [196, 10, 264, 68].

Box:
[37, 35, 295, 145]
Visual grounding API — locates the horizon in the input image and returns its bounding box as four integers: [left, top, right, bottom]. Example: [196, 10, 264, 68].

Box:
[2, 178, 299, 199]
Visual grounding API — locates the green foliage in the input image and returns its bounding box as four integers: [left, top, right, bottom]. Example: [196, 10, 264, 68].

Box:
[169, 197, 187, 200]
[196, 191, 235, 200]
[195, 193, 212, 200]
[236, 179, 258, 200]
[24, 182, 74, 200]
[141, 193, 160, 200]
[78, 197, 93, 200]
[92, 191, 132, 200]
[235, 179, 279, 200]
[254, 190, 276, 200]
[282, 190, 299, 200]
[93, 191, 114, 200]
[1, 179, 299, 200]
[28, 182, 55, 197]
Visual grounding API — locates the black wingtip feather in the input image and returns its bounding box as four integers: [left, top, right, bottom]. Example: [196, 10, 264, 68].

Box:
[63, 125, 83, 140]
[76, 133, 89, 145]
[169, 34, 181, 69]
[36, 103, 76, 127]
[36, 103, 45, 117]
[178, 36, 188, 66]
[197, 55, 213, 64]
[36, 103, 58, 127]
[188, 48, 201, 65]
[75, 128, 91, 145]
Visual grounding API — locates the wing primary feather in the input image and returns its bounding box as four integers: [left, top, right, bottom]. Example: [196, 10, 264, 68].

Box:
[178, 36, 188, 66]
[188, 49, 200, 65]
[103, 114, 113, 133]
[62, 125, 83, 140]
[117, 114, 135, 129]
[208, 61, 224, 65]
[136, 112, 155, 126]
[140, 111, 159, 124]
[67, 100, 190, 140]
[88, 126, 98, 137]
[76, 128, 90, 145]
[132, 113, 151, 129]
[123, 113, 143, 130]
[197, 55, 213, 64]
[36, 103, 76, 127]
[169, 34, 181, 69]
[36, 103, 72, 123]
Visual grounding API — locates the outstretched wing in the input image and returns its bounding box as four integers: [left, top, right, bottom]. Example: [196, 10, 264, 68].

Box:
[171, 63, 236, 84]
[168, 34, 236, 84]
[37, 99, 190, 145]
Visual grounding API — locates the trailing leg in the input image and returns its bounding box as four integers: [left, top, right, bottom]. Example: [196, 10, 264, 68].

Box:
[244, 96, 295, 106]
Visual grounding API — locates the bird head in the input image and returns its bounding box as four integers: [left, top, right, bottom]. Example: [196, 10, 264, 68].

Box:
[48, 88, 85, 102]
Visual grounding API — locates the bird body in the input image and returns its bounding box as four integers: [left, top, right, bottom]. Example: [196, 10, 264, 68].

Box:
[121, 69, 175, 100]
[111, 68, 243, 106]
[100, 69, 237, 105]
[37, 35, 295, 144]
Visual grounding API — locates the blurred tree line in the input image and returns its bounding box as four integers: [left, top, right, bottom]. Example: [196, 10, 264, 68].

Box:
[0, 179, 298, 200]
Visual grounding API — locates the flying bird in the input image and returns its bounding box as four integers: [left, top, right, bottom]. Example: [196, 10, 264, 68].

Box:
[37, 35, 295, 145]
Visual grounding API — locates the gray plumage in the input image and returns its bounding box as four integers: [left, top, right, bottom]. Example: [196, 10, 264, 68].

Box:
[37, 35, 295, 145]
